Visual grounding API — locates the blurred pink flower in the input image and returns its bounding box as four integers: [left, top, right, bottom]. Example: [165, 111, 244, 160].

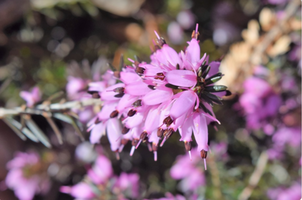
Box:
[239, 76, 282, 133]
[267, 182, 301, 200]
[20, 86, 41, 107]
[66, 76, 89, 100]
[170, 148, 206, 193]
[61, 154, 140, 199]
[5, 152, 50, 200]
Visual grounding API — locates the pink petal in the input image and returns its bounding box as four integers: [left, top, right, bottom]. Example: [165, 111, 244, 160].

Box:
[186, 38, 200, 65]
[106, 118, 122, 151]
[193, 112, 209, 152]
[166, 70, 197, 87]
[143, 108, 160, 133]
[206, 61, 221, 78]
[68, 183, 95, 199]
[125, 81, 152, 96]
[162, 45, 182, 67]
[90, 123, 106, 144]
[120, 72, 141, 84]
[170, 90, 196, 120]
[142, 88, 173, 105]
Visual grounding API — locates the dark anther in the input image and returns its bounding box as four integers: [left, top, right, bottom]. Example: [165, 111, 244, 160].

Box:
[155, 72, 165, 80]
[163, 116, 173, 126]
[184, 141, 192, 151]
[157, 37, 166, 47]
[92, 92, 101, 99]
[200, 150, 208, 159]
[153, 44, 161, 52]
[122, 127, 130, 134]
[191, 30, 200, 40]
[163, 128, 174, 138]
[135, 67, 145, 75]
[110, 110, 119, 118]
[152, 143, 158, 151]
[143, 136, 149, 143]
[94, 117, 101, 124]
[225, 90, 232, 96]
[121, 139, 129, 145]
[133, 100, 142, 107]
[140, 131, 148, 140]
[114, 71, 120, 78]
[114, 93, 124, 98]
[132, 139, 139, 146]
[113, 87, 125, 93]
[157, 128, 164, 138]
[165, 83, 179, 89]
[148, 85, 156, 90]
[127, 109, 137, 117]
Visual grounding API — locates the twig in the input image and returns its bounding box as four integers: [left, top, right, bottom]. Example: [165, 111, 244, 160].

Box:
[208, 154, 224, 200]
[0, 98, 102, 118]
[237, 151, 268, 200]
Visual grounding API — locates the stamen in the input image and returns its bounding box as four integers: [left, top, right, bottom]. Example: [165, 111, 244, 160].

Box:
[188, 151, 192, 161]
[116, 151, 120, 160]
[135, 139, 142, 149]
[87, 124, 95, 132]
[203, 158, 207, 170]
[130, 146, 135, 156]
[148, 143, 152, 152]
[119, 144, 124, 152]
[154, 151, 158, 161]
[195, 24, 199, 34]
[154, 31, 160, 39]
[160, 136, 167, 147]
[128, 58, 135, 63]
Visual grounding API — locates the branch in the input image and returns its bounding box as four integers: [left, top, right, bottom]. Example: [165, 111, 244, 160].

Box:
[0, 98, 102, 118]
[237, 151, 268, 200]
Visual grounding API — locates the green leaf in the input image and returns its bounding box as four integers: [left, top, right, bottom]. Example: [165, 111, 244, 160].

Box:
[4, 117, 38, 142]
[25, 118, 52, 148]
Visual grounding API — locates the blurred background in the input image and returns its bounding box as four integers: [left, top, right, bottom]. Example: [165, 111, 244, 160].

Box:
[0, 0, 300, 199]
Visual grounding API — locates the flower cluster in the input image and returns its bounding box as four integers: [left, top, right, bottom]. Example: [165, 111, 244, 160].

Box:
[60, 155, 139, 199]
[170, 143, 227, 196]
[267, 182, 301, 200]
[5, 152, 50, 200]
[238, 66, 301, 159]
[88, 25, 229, 167]
[238, 69, 282, 135]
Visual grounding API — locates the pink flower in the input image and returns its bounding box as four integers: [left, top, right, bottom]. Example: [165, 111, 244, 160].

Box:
[5, 152, 50, 200]
[20, 86, 41, 107]
[60, 183, 95, 199]
[88, 24, 228, 166]
[66, 76, 89, 100]
[267, 182, 301, 200]
[61, 153, 140, 199]
[239, 76, 282, 133]
[170, 148, 206, 193]
[114, 173, 140, 198]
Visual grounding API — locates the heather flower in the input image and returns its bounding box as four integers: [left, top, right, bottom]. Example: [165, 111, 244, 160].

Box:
[170, 148, 206, 193]
[267, 182, 301, 200]
[5, 152, 50, 200]
[88, 24, 229, 167]
[61, 154, 140, 199]
[20, 86, 41, 107]
[239, 75, 282, 134]
[66, 76, 89, 100]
